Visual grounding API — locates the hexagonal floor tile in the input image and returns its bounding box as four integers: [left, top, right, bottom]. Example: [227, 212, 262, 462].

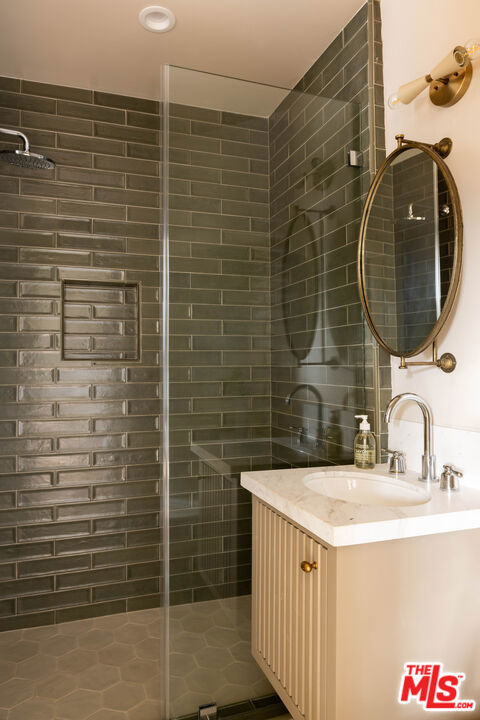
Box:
[36, 673, 77, 700]
[78, 664, 120, 691]
[193, 600, 222, 616]
[0, 629, 22, 646]
[170, 691, 213, 719]
[146, 620, 161, 639]
[204, 626, 239, 648]
[252, 675, 275, 696]
[23, 626, 58, 642]
[58, 619, 94, 636]
[126, 610, 159, 625]
[135, 639, 160, 661]
[230, 641, 254, 663]
[0, 661, 14, 683]
[55, 689, 102, 720]
[179, 614, 214, 634]
[2, 640, 38, 663]
[185, 667, 225, 695]
[8, 697, 55, 720]
[213, 682, 251, 708]
[102, 682, 145, 711]
[195, 645, 233, 669]
[78, 629, 113, 651]
[120, 660, 157, 684]
[113, 624, 148, 645]
[0, 677, 34, 708]
[61, 650, 97, 674]
[169, 652, 197, 677]
[127, 700, 160, 720]
[170, 632, 205, 654]
[88, 711, 127, 720]
[94, 614, 127, 630]
[144, 676, 162, 701]
[223, 661, 264, 686]
[42, 634, 77, 657]
[212, 608, 235, 628]
[16, 654, 55, 681]
[98, 643, 135, 666]
[169, 605, 191, 620]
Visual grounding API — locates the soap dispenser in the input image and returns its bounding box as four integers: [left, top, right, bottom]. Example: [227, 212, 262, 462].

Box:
[354, 414, 376, 469]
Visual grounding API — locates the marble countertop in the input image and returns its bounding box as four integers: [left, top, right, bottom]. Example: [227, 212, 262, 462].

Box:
[240, 464, 480, 547]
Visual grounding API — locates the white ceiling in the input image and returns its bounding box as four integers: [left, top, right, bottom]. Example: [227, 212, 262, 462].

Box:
[0, 0, 365, 109]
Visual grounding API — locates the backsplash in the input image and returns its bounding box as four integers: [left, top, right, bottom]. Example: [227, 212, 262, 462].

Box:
[388, 420, 480, 490]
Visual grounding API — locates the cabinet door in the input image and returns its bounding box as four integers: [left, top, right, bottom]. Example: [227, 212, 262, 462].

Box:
[252, 498, 326, 720]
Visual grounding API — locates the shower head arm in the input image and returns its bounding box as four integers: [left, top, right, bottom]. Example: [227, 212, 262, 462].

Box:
[0, 127, 30, 153]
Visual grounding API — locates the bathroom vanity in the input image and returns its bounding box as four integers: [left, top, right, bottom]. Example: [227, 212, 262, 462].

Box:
[241, 465, 480, 720]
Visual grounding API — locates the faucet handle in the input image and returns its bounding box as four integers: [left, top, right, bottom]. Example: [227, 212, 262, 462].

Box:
[440, 464, 463, 492]
[387, 449, 406, 474]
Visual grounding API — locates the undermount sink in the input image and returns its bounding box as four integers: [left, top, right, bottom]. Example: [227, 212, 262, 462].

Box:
[303, 470, 431, 507]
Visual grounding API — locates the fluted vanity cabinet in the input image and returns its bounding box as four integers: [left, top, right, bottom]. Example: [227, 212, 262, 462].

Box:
[251, 496, 480, 720]
[252, 499, 327, 720]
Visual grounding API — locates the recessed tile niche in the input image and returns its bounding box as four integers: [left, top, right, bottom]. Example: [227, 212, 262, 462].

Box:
[61, 280, 140, 361]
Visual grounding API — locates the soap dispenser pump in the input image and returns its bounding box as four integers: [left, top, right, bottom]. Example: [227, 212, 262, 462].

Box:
[354, 414, 376, 469]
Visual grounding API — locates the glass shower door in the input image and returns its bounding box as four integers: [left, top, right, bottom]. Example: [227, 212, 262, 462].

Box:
[162, 65, 367, 719]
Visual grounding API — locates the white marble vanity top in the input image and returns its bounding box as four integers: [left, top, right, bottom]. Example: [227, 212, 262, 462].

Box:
[240, 464, 480, 547]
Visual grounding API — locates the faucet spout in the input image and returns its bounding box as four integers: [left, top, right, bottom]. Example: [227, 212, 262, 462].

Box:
[385, 392, 438, 483]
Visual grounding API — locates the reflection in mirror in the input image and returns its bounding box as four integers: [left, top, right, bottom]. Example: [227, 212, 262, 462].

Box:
[281, 207, 321, 363]
[364, 147, 455, 356]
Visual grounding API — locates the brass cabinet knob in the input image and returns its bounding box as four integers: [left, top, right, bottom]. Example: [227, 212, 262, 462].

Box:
[300, 560, 318, 573]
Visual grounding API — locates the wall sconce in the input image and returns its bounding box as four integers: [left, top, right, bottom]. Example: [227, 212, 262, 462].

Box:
[389, 39, 480, 109]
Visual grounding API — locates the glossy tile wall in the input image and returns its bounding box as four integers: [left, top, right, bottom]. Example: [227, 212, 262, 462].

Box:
[269, 2, 385, 467]
[393, 153, 438, 352]
[167, 99, 271, 606]
[0, 78, 163, 630]
[363, 166, 397, 351]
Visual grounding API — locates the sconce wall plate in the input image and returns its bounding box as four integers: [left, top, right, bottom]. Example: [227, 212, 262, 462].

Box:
[389, 40, 479, 110]
[430, 60, 473, 107]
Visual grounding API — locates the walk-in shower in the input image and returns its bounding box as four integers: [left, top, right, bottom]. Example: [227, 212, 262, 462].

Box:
[0, 3, 384, 719]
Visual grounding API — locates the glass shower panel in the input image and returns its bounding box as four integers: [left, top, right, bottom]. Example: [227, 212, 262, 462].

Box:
[163, 65, 366, 719]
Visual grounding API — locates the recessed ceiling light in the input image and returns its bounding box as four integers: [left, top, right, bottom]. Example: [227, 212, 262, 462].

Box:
[139, 6, 176, 33]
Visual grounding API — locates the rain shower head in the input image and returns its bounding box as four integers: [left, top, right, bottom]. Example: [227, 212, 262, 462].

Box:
[0, 127, 55, 170]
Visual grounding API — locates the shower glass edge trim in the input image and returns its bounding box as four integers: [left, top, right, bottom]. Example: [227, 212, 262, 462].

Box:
[161, 62, 171, 720]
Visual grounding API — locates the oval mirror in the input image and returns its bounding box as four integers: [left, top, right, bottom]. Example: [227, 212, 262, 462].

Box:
[358, 136, 463, 361]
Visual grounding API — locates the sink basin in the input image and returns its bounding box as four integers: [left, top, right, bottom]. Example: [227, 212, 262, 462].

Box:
[303, 471, 431, 507]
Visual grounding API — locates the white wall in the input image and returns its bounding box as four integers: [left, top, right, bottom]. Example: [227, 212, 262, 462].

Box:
[381, 0, 480, 483]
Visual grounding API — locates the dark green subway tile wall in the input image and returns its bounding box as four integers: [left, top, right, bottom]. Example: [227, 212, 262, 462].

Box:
[0, 79, 163, 630]
[167, 100, 271, 606]
[270, 2, 381, 469]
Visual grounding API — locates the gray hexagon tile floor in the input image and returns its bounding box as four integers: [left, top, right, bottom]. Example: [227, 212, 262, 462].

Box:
[0, 596, 274, 720]
[169, 596, 272, 718]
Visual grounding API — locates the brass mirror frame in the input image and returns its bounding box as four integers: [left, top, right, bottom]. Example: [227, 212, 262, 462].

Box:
[358, 134, 463, 370]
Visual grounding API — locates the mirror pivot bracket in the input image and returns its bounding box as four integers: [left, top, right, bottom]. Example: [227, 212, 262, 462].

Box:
[395, 134, 452, 158]
[399, 342, 457, 373]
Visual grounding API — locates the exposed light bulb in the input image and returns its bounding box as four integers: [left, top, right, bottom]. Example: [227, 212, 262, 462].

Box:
[388, 93, 401, 110]
[464, 38, 480, 61]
